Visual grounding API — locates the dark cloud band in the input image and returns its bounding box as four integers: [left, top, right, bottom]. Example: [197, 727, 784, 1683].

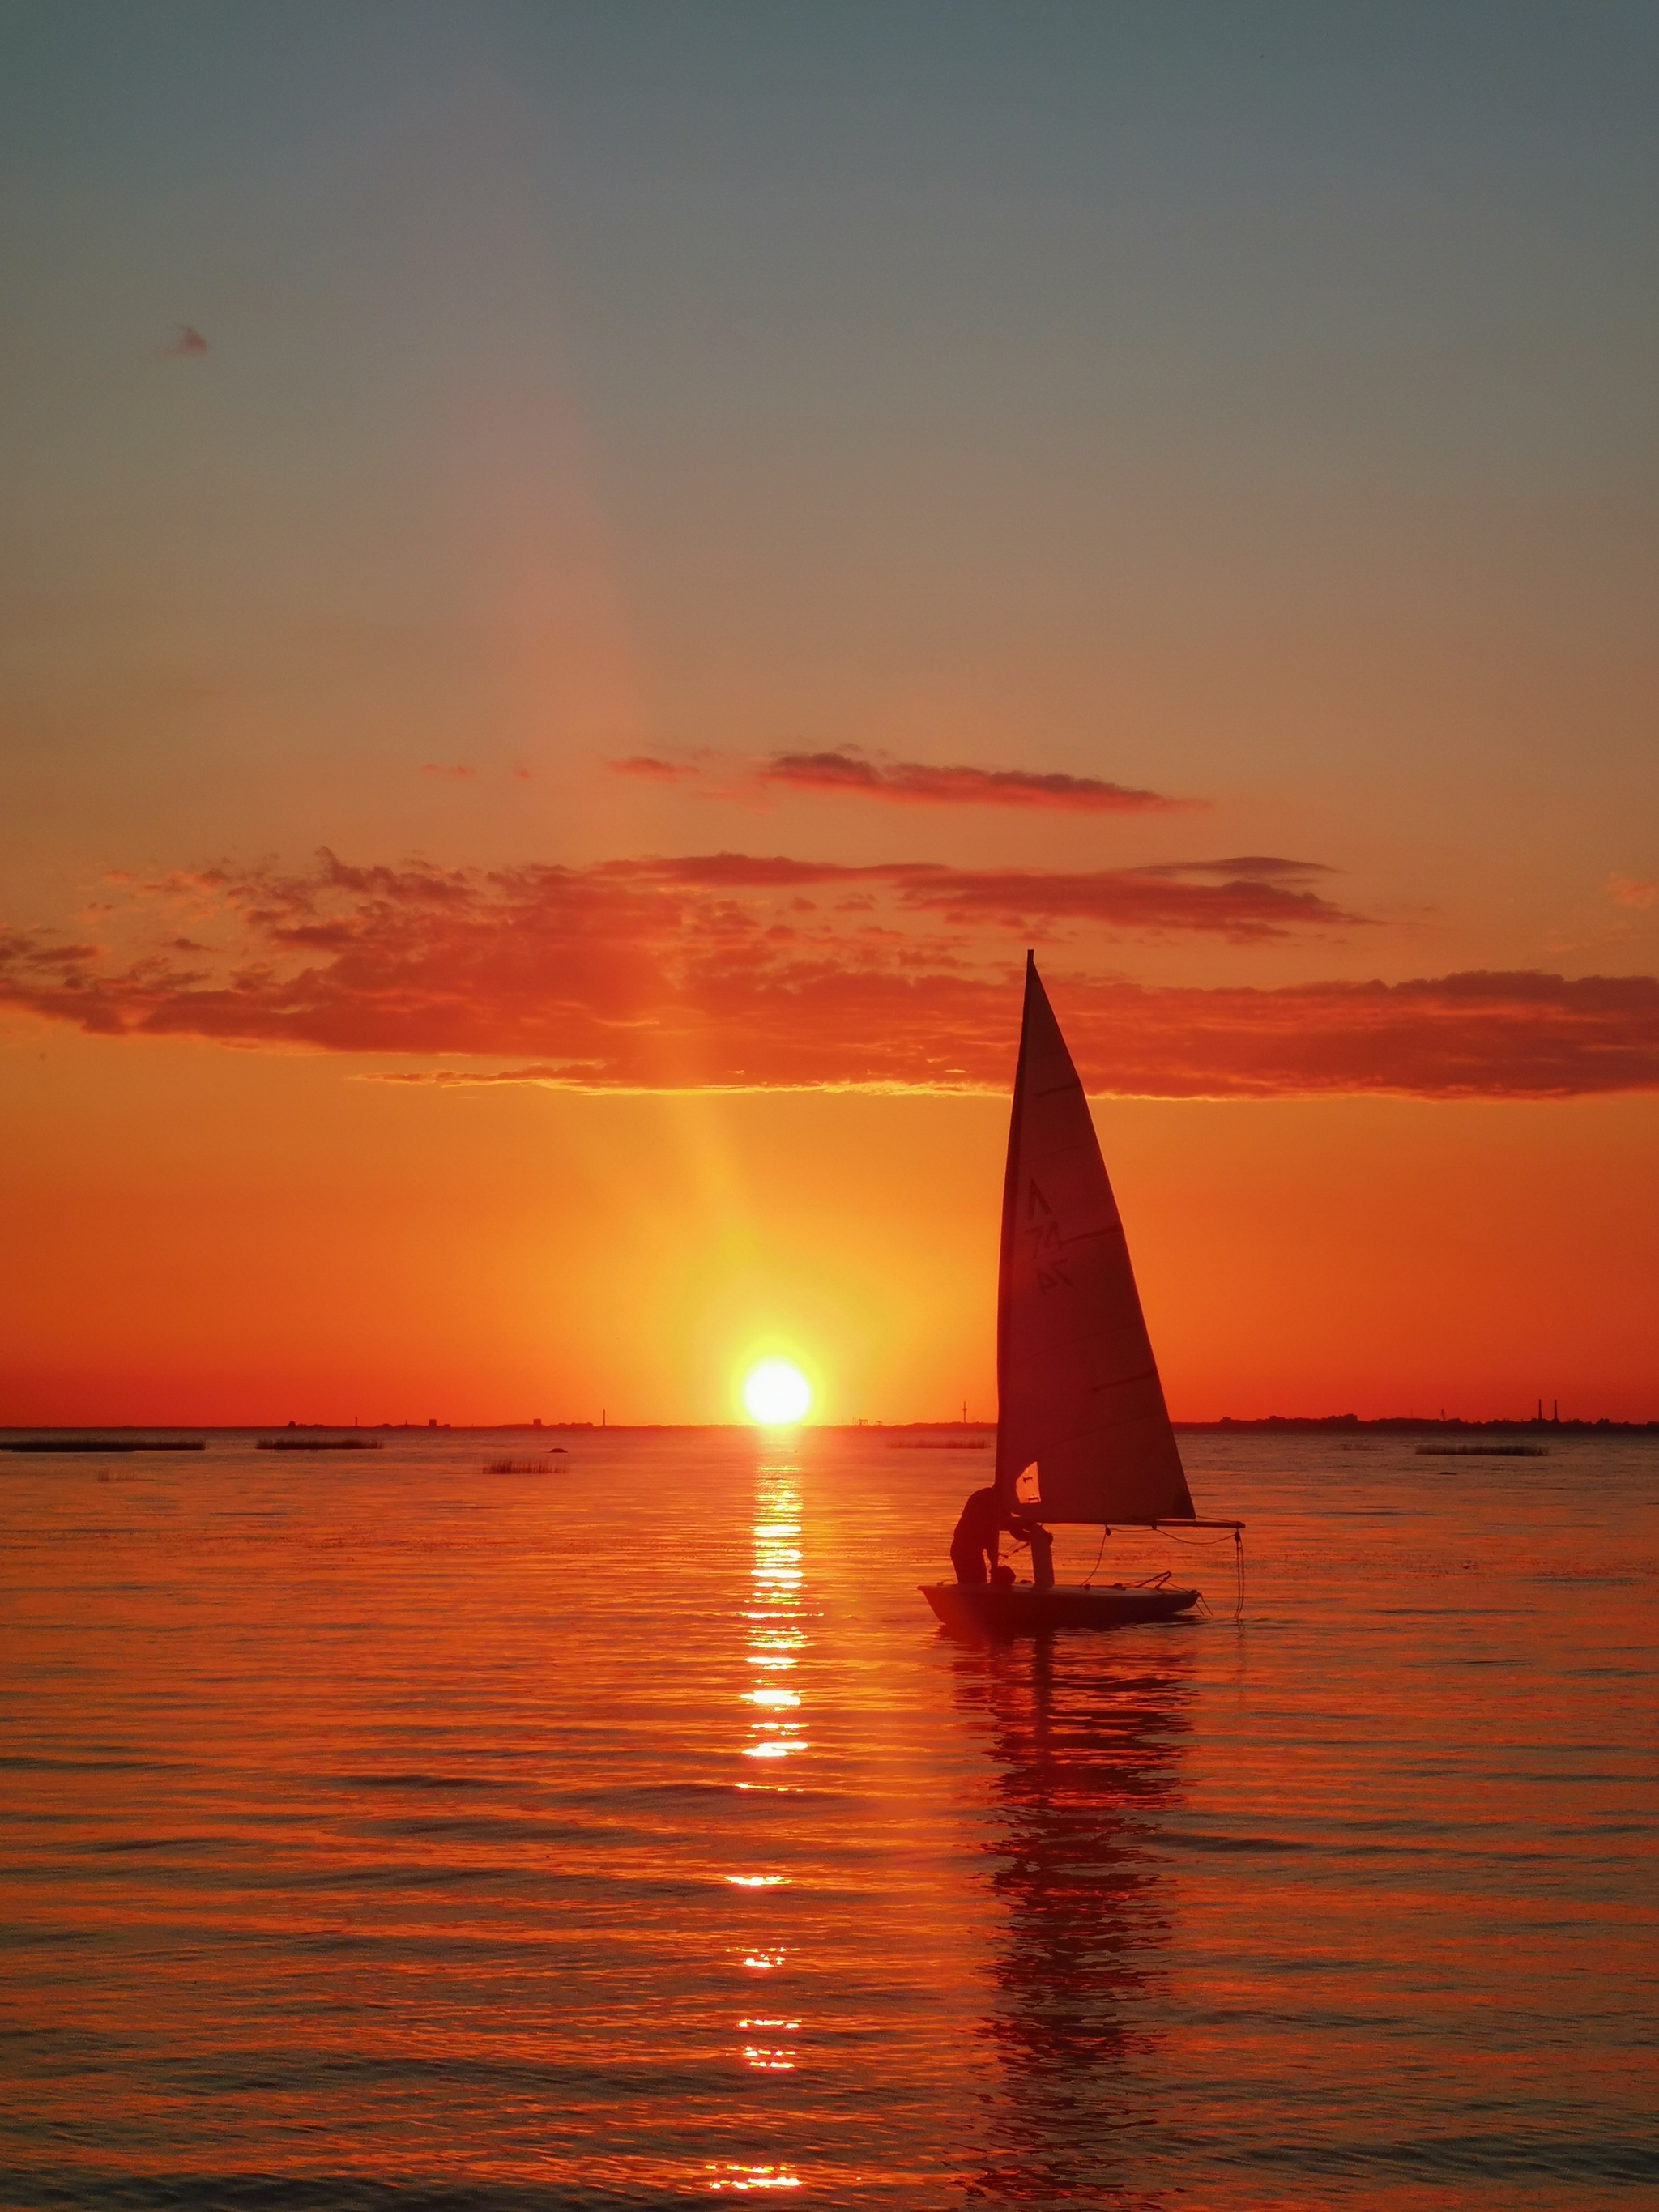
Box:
[2, 850, 1653, 1097]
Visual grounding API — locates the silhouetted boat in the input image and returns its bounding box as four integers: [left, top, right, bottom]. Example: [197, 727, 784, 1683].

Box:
[923, 953, 1242, 1635]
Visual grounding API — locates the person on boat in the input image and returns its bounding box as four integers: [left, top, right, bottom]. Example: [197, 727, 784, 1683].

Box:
[949, 1485, 1008, 1584]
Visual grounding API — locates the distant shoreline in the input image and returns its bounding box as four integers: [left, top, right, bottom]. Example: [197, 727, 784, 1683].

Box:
[1186, 1413, 1658, 1434]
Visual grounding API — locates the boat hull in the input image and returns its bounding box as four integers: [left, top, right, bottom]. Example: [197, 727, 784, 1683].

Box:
[920, 1580, 1200, 1636]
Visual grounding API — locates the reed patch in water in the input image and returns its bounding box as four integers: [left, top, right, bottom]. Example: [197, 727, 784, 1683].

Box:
[1415, 1443, 1550, 1457]
[257, 1438, 383, 1451]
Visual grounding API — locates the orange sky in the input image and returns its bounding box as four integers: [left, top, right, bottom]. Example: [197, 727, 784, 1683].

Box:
[2, 9, 1656, 1423]
[3, 1029, 1654, 1426]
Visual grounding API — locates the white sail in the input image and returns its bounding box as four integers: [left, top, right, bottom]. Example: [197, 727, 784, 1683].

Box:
[993, 953, 1195, 1525]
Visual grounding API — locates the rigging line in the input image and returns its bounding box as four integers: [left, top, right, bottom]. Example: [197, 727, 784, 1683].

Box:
[1080, 1524, 1108, 1587]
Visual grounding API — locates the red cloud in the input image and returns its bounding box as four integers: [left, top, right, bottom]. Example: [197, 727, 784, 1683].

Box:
[420, 763, 475, 780]
[604, 748, 1199, 812]
[893, 865, 1358, 940]
[1134, 855, 1332, 882]
[156, 325, 208, 358]
[591, 853, 1358, 940]
[2, 851, 1653, 1096]
[753, 751, 1197, 813]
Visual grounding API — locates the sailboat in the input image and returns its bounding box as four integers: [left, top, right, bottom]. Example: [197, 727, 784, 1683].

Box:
[922, 953, 1243, 1634]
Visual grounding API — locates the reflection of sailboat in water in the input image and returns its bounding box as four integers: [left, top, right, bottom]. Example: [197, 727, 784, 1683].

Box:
[954, 1636, 1194, 2204]
[924, 953, 1241, 1634]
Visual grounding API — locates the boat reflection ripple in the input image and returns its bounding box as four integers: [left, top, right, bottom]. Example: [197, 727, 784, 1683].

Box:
[956, 1634, 1196, 2201]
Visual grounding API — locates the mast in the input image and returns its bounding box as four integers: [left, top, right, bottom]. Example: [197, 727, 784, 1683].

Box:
[993, 953, 1038, 1516]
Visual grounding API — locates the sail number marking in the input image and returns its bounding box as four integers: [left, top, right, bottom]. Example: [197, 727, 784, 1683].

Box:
[1026, 1179, 1073, 1294]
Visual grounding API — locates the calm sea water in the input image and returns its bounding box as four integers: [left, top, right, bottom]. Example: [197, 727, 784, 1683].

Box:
[2, 1427, 1655, 2210]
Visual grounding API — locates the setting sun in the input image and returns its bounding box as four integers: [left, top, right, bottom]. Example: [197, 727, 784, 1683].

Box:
[742, 1360, 812, 1426]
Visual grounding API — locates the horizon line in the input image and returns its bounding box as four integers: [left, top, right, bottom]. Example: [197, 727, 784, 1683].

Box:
[3, 1414, 1655, 1436]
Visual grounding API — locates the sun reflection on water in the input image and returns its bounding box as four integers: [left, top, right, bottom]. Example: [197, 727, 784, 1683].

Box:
[723, 1452, 808, 2158]
[739, 2014, 801, 2071]
[738, 1472, 808, 1774]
